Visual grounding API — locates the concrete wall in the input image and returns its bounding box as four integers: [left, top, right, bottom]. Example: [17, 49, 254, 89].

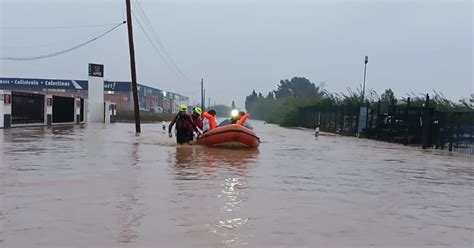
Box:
[2, 91, 11, 128]
[0, 91, 4, 128]
[75, 98, 81, 124]
[87, 76, 104, 122]
[46, 94, 52, 125]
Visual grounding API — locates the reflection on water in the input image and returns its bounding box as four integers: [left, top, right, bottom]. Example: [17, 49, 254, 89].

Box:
[211, 175, 250, 247]
[173, 145, 259, 167]
[1, 122, 473, 247]
[172, 146, 258, 181]
[171, 145, 258, 246]
[117, 140, 144, 244]
[220, 177, 245, 212]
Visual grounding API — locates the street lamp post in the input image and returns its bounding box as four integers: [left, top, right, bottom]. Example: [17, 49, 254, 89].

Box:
[362, 55, 368, 102]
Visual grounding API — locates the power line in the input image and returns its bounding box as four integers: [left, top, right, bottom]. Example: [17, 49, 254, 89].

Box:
[1, 22, 121, 30]
[131, 11, 180, 76]
[133, 0, 189, 80]
[1, 21, 126, 61]
[136, 2, 188, 79]
[131, 4, 177, 74]
[2, 27, 121, 49]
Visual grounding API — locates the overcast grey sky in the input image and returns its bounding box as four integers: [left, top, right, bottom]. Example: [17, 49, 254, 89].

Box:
[1, 0, 472, 108]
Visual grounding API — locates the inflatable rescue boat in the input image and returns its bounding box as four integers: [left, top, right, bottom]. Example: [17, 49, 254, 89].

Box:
[196, 124, 260, 148]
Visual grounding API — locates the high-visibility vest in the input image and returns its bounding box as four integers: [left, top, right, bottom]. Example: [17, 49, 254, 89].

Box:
[236, 114, 250, 126]
[202, 112, 217, 130]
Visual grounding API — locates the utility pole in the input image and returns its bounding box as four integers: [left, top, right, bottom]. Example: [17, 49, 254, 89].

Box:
[208, 97, 211, 111]
[362, 55, 368, 102]
[203, 89, 206, 111]
[125, 0, 141, 133]
[201, 78, 204, 109]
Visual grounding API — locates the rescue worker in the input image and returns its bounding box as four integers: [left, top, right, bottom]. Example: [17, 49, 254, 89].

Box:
[168, 104, 201, 144]
[191, 107, 204, 131]
[219, 109, 238, 126]
[236, 111, 253, 130]
[219, 110, 252, 130]
[202, 109, 217, 132]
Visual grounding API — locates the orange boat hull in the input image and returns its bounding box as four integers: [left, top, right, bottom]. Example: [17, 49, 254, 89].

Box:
[196, 124, 260, 148]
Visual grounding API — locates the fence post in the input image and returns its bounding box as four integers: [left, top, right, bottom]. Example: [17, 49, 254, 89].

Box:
[298, 107, 302, 127]
[325, 106, 328, 131]
[328, 106, 332, 131]
[422, 94, 430, 149]
[449, 112, 455, 151]
[404, 97, 410, 145]
[440, 112, 445, 150]
[347, 106, 353, 135]
[365, 102, 370, 135]
[303, 107, 306, 127]
[330, 106, 334, 132]
[340, 105, 345, 134]
[376, 100, 381, 140]
[456, 112, 461, 151]
[317, 108, 321, 128]
[433, 111, 440, 149]
[354, 104, 359, 136]
[319, 106, 323, 131]
[323, 106, 328, 132]
[323, 106, 329, 132]
[326, 106, 330, 131]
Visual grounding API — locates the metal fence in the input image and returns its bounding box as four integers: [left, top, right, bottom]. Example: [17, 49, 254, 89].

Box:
[298, 95, 474, 155]
[299, 104, 360, 135]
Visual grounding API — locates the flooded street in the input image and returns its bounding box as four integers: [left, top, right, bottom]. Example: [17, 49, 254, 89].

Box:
[1, 122, 473, 247]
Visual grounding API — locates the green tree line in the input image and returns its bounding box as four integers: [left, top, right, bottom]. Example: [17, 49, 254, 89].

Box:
[245, 77, 473, 127]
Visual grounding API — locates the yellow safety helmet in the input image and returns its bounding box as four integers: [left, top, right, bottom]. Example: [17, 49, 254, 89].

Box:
[193, 107, 203, 115]
[179, 104, 188, 111]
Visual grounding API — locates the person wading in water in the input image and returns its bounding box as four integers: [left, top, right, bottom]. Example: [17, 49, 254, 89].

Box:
[191, 107, 204, 131]
[168, 104, 201, 144]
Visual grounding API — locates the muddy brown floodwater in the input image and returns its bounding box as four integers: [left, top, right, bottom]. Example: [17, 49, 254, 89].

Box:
[0, 122, 473, 247]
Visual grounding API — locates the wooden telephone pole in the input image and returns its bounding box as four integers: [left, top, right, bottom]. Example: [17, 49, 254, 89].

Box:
[125, 0, 141, 133]
[201, 78, 204, 110]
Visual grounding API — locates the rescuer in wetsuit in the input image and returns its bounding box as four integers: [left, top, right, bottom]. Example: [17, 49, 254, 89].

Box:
[168, 104, 201, 144]
[191, 107, 204, 131]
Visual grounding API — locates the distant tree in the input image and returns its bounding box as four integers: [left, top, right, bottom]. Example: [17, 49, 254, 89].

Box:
[266, 91, 274, 100]
[459, 94, 474, 109]
[274, 79, 291, 99]
[245, 90, 258, 111]
[231, 100, 235, 109]
[243, 76, 471, 128]
[380, 88, 397, 105]
[274, 77, 321, 99]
